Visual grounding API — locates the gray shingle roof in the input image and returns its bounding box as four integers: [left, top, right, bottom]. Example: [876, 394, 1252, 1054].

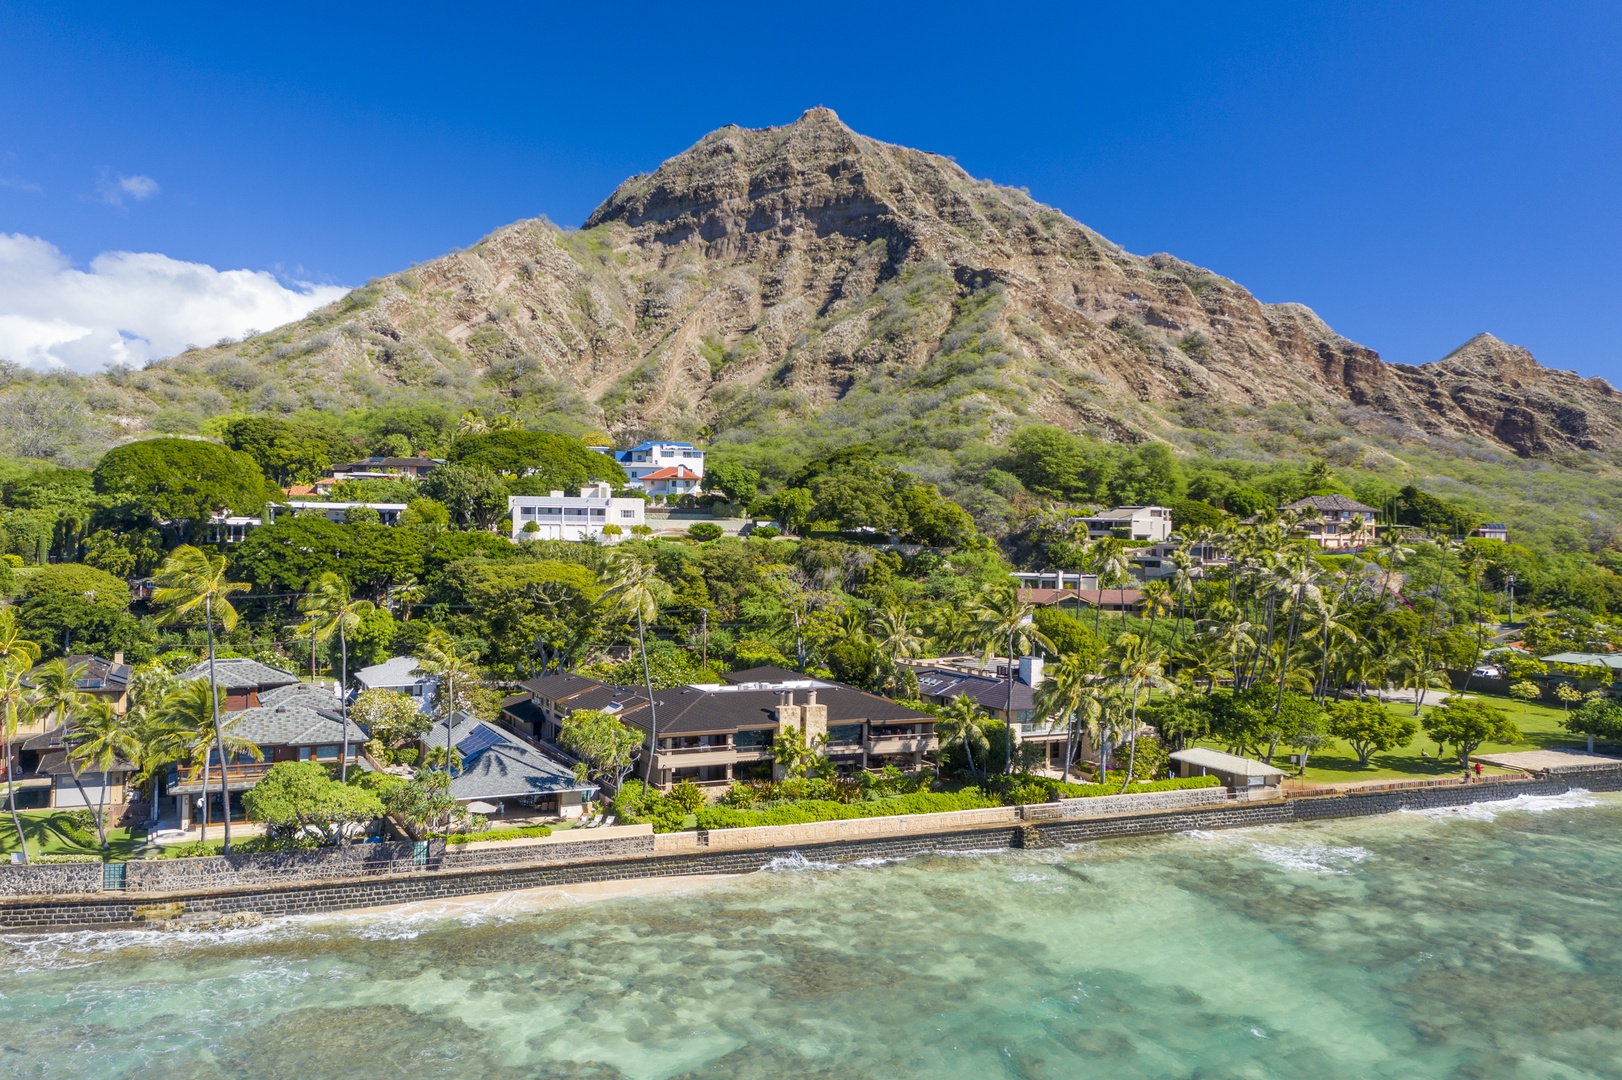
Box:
[178, 657, 301, 691]
[912, 668, 1036, 712]
[221, 683, 368, 746]
[25, 654, 131, 692]
[1284, 495, 1378, 514]
[425, 714, 593, 802]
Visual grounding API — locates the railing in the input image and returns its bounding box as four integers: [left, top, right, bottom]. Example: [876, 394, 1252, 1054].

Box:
[172, 761, 278, 792]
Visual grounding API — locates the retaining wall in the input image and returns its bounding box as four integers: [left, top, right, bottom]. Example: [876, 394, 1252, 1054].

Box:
[0, 861, 103, 897]
[4, 768, 1620, 930]
[123, 840, 434, 892]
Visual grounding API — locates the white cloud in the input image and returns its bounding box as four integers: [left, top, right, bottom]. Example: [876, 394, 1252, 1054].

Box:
[95, 172, 161, 205]
[0, 233, 349, 373]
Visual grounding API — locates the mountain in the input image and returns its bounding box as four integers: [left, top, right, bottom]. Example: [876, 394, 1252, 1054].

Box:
[7, 108, 1620, 532]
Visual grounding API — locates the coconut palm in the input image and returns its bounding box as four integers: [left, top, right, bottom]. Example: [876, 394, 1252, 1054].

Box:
[28, 659, 98, 820]
[968, 583, 1054, 772]
[389, 576, 424, 621]
[935, 694, 990, 778]
[152, 545, 249, 851]
[1085, 537, 1134, 636]
[297, 572, 376, 780]
[0, 654, 39, 861]
[599, 551, 667, 785]
[64, 701, 140, 850]
[1101, 633, 1174, 791]
[870, 603, 924, 663]
[147, 680, 262, 837]
[1034, 652, 1100, 781]
[415, 630, 482, 786]
[1139, 580, 1175, 639]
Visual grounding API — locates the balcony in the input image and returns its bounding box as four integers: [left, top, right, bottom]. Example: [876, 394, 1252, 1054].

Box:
[171, 760, 278, 794]
[866, 734, 938, 756]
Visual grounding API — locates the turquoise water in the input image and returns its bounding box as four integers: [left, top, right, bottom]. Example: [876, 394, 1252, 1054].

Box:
[2, 791, 1620, 1079]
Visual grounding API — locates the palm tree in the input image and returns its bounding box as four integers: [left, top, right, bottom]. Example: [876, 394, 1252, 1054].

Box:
[0, 654, 39, 861]
[1374, 528, 1415, 599]
[297, 572, 376, 781]
[1102, 633, 1174, 792]
[28, 659, 97, 820]
[415, 630, 482, 788]
[1086, 537, 1133, 636]
[1139, 580, 1175, 641]
[1034, 652, 1099, 781]
[870, 603, 923, 664]
[599, 551, 667, 786]
[968, 583, 1054, 773]
[935, 694, 990, 778]
[389, 576, 424, 621]
[152, 545, 249, 851]
[65, 701, 140, 850]
[148, 680, 262, 837]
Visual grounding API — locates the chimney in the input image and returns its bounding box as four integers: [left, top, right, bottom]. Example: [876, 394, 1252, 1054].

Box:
[549, 490, 565, 498]
[802, 690, 827, 741]
[112, 651, 124, 666]
[1019, 656, 1045, 688]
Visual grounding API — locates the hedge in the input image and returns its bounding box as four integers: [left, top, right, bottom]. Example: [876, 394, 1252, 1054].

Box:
[1048, 775, 1221, 800]
[444, 825, 553, 845]
[695, 789, 1000, 830]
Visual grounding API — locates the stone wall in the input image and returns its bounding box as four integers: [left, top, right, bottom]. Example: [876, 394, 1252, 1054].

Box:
[5, 767, 1621, 930]
[0, 861, 103, 897]
[694, 806, 1020, 851]
[441, 832, 655, 870]
[123, 840, 434, 892]
[1022, 785, 1233, 821]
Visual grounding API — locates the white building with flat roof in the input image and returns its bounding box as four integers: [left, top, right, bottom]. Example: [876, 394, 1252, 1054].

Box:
[509, 481, 645, 542]
[591, 441, 706, 491]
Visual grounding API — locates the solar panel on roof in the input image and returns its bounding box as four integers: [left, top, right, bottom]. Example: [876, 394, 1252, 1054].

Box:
[455, 725, 509, 759]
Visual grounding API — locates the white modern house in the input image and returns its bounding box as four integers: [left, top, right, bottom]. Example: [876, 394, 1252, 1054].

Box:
[352, 655, 438, 712]
[508, 481, 646, 542]
[592, 441, 706, 491]
[1081, 505, 1174, 543]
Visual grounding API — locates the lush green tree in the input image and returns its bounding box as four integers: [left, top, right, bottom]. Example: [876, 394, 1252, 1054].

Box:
[436, 558, 601, 675]
[242, 761, 384, 847]
[935, 694, 991, 777]
[351, 688, 432, 755]
[419, 462, 510, 529]
[447, 430, 625, 489]
[1561, 698, 1622, 752]
[771, 723, 829, 780]
[703, 460, 761, 504]
[766, 487, 813, 534]
[1393, 485, 1479, 538]
[219, 416, 355, 485]
[687, 521, 723, 542]
[1508, 680, 1542, 702]
[1224, 486, 1274, 518]
[15, 563, 139, 659]
[232, 516, 426, 600]
[382, 768, 465, 840]
[1422, 699, 1519, 768]
[93, 438, 278, 534]
[1005, 425, 1113, 501]
[0, 615, 42, 860]
[1327, 699, 1418, 766]
[558, 708, 644, 791]
[1108, 443, 1183, 506]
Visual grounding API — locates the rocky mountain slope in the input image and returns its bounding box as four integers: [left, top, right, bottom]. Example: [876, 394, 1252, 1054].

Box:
[18, 108, 1621, 471]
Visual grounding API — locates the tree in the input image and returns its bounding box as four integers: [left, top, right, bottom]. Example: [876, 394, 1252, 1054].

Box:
[687, 522, 723, 542]
[1421, 699, 1520, 769]
[968, 582, 1053, 772]
[935, 694, 990, 778]
[1554, 683, 1584, 714]
[447, 430, 625, 489]
[64, 700, 139, 849]
[147, 678, 261, 834]
[704, 460, 761, 505]
[220, 416, 355, 485]
[0, 620, 41, 861]
[93, 437, 278, 536]
[15, 563, 138, 659]
[767, 487, 813, 535]
[1102, 633, 1174, 790]
[297, 572, 375, 780]
[558, 709, 643, 792]
[599, 551, 668, 785]
[351, 688, 432, 756]
[1327, 700, 1418, 767]
[419, 463, 510, 529]
[152, 545, 249, 851]
[1562, 698, 1622, 753]
[242, 761, 384, 847]
[28, 658, 99, 817]
[770, 723, 828, 780]
[414, 630, 482, 782]
[1508, 680, 1542, 703]
[383, 768, 464, 840]
[1035, 651, 1101, 781]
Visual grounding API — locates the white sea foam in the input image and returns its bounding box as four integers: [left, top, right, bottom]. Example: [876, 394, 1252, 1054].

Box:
[1401, 789, 1601, 822]
[0, 919, 308, 974]
[1248, 842, 1372, 875]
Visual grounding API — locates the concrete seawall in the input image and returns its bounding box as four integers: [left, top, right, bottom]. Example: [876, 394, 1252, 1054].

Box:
[3, 770, 1619, 931]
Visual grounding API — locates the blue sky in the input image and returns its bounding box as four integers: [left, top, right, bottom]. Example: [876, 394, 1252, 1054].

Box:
[2, 1, 1619, 377]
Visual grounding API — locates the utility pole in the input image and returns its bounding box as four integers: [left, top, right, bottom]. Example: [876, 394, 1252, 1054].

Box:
[1506, 572, 1517, 627]
[701, 609, 709, 671]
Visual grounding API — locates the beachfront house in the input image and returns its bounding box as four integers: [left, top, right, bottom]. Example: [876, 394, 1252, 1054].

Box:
[166, 681, 369, 829]
[506, 667, 937, 790]
[424, 714, 596, 818]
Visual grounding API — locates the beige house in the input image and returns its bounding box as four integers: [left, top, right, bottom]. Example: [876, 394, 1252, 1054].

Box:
[1282, 496, 1379, 550]
[1081, 505, 1174, 543]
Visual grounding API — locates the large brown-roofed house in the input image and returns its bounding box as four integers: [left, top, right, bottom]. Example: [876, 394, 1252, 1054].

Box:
[1282, 495, 1380, 550]
[506, 668, 937, 790]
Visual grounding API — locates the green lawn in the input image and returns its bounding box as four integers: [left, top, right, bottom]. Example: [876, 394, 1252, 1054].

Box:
[0, 809, 147, 860]
[1279, 692, 1589, 785]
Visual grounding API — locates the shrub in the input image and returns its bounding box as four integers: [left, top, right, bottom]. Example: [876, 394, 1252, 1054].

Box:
[687, 522, 723, 542]
[444, 825, 552, 844]
[667, 780, 706, 814]
[695, 789, 1000, 829]
[750, 525, 781, 540]
[1508, 680, 1542, 702]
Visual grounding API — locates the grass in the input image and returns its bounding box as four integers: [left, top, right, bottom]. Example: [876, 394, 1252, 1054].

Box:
[0, 809, 147, 860]
[1280, 692, 1588, 785]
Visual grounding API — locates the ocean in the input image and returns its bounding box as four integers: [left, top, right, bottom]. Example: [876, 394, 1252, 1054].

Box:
[1, 790, 1617, 1078]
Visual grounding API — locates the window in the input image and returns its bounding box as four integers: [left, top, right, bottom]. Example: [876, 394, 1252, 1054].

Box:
[827, 724, 863, 745]
[734, 728, 772, 749]
[620, 509, 636, 518]
[591, 509, 605, 518]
